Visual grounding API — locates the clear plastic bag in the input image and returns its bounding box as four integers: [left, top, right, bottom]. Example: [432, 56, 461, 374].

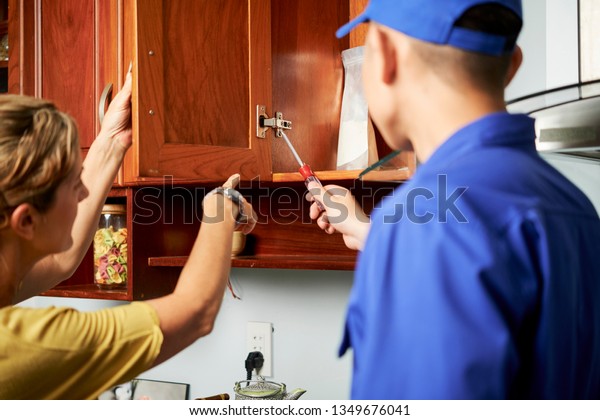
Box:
[337, 46, 369, 170]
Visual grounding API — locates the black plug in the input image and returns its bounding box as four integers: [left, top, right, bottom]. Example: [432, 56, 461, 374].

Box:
[245, 351, 264, 380]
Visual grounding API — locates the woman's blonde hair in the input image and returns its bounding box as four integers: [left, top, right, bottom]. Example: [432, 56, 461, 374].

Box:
[0, 95, 80, 228]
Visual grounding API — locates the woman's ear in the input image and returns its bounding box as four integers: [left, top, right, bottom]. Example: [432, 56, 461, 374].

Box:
[505, 44, 523, 87]
[10, 204, 36, 241]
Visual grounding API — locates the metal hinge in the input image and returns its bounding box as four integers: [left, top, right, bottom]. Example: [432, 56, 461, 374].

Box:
[256, 105, 292, 138]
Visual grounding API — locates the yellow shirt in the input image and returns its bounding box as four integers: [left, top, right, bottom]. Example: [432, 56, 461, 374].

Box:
[0, 301, 163, 399]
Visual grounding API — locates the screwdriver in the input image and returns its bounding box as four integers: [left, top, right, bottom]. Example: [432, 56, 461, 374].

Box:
[281, 132, 325, 211]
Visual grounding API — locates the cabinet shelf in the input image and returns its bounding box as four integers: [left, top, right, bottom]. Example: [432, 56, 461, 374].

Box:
[273, 167, 411, 183]
[148, 255, 357, 271]
[121, 167, 413, 188]
[41, 284, 130, 301]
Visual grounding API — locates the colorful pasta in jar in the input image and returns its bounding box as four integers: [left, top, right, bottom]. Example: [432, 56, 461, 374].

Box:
[94, 204, 127, 289]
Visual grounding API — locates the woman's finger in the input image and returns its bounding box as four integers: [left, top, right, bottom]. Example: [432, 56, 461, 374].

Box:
[222, 173, 240, 189]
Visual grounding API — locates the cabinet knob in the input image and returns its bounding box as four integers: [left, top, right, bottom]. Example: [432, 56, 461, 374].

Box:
[98, 83, 114, 125]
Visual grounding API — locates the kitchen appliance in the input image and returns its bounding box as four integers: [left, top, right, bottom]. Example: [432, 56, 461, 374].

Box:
[233, 379, 306, 400]
[529, 93, 600, 161]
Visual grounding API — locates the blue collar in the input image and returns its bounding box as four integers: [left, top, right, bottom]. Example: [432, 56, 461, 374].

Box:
[421, 112, 536, 171]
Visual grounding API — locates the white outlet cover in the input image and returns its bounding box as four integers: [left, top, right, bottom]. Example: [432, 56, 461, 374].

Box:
[246, 321, 273, 377]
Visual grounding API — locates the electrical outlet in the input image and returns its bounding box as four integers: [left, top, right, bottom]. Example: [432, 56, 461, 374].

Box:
[246, 321, 273, 377]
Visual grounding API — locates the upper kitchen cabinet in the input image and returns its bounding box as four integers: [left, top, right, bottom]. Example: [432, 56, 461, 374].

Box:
[8, 0, 122, 155]
[123, 0, 272, 183]
[124, 0, 414, 185]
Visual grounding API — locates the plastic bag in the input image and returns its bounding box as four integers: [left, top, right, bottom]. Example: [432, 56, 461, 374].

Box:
[337, 46, 369, 170]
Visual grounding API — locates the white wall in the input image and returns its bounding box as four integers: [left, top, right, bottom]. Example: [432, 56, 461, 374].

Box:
[22, 268, 354, 400]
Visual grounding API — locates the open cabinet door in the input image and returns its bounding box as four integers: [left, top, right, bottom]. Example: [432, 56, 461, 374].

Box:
[126, 0, 273, 183]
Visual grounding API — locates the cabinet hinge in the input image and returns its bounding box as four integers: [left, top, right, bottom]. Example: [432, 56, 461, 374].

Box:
[256, 105, 292, 138]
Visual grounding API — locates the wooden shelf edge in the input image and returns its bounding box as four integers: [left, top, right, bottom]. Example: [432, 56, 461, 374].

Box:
[41, 285, 132, 301]
[107, 188, 128, 197]
[273, 168, 411, 183]
[119, 168, 411, 187]
[148, 255, 356, 271]
[121, 177, 223, 187]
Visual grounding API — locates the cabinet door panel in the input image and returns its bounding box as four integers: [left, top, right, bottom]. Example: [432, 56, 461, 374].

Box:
[41, 0, 95, 149]
[133, 0, 272, 182]
[13, 0, 119, 151]
[164, 1, 247, 149]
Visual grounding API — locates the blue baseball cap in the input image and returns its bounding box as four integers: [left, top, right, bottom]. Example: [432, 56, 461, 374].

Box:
[336, 0, 522, 56]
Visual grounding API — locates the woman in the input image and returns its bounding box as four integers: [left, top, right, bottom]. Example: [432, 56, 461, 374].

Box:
[0, 70, 257, 399]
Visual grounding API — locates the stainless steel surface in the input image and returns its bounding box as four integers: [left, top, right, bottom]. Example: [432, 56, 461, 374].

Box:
[256, 106, 292, 138]
[261, 112, 292, 138]
[256, 105, 269, 139]
[281, 132, 303, 167]
[531, 94, 600, 161]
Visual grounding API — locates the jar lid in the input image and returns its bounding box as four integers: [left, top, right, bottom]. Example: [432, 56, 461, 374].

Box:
[102, 204, 126, 214]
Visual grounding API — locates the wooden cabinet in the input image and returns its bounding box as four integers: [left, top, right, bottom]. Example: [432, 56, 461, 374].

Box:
[8, 0, 122, 153]
[145, 180, 399, 274]
[124, 0, 272, 183]
[8, 0, 128, 299]
[124, 0, 414, 184]
[132, 0, 414, 288]
[12, 0, 414, 301]
[0, 0, 7, 93]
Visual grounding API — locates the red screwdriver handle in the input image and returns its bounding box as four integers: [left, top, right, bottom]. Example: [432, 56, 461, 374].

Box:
[300, 164, 325, 211]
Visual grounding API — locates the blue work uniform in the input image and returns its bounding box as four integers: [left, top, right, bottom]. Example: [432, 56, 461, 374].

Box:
[340, 112, 600, 399]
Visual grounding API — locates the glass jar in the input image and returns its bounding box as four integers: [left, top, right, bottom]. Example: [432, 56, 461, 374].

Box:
[93, 204, 127, 289]
[0, 34, 8, 61]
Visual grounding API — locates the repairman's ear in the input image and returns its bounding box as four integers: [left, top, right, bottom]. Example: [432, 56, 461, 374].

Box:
[10, 203, 36, 241]
[505, 44, 523, 87]
[367, 24, 398, 86]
